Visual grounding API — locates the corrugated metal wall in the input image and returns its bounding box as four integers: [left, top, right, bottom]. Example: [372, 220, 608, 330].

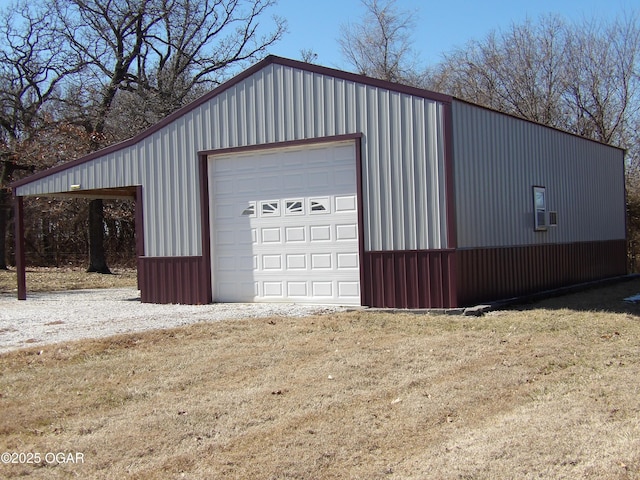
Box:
[452, 100, 626, 248]
[456, 240, 627, 306]
[16, 62, 450, 256]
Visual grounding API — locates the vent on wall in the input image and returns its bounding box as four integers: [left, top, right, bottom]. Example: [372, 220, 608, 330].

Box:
[549, 211, 558, 226]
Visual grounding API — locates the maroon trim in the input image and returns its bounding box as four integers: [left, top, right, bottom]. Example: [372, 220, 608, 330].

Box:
[203, 134, 364, 304]
[362, 250, 457, 309]
[198, 154, 213, 304]
[200, 132, 364, 157]
[12, 55, 621, 193]
[10, 58, 278, 190]
[134, 186, 145, 257]
[11, 54, 451, 191]
[134, 186, 145, 291]
[271, 56, 453, 104]
[622, 154, 629, 270]
[15, 196, 26, 300]
[455, 240, 627, 306]
[354, 136, 366, 307]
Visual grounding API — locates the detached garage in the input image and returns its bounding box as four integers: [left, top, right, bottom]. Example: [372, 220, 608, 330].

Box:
[12, 56, 627, 308]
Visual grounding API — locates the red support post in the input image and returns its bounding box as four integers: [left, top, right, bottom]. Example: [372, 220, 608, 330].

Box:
[14, 195, 26, 300]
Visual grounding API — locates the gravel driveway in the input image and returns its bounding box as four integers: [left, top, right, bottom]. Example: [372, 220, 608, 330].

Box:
[0, 288, 345, 353]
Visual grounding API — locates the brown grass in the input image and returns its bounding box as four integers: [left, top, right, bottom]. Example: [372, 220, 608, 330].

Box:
[1, 277, 640, 479]
[0, 267, 137, 294]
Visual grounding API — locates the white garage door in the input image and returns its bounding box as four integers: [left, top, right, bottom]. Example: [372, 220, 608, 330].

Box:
[209, 141, 360, 304]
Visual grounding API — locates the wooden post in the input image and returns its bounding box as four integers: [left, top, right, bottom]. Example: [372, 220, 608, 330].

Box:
[15, 195, 26, 300]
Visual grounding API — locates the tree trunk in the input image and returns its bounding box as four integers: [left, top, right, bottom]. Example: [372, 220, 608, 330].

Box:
[0, 190, 9, 270]
[87, 199, 111, 274]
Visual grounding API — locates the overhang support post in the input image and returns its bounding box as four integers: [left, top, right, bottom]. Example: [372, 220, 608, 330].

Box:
[15, 195, 26, 300]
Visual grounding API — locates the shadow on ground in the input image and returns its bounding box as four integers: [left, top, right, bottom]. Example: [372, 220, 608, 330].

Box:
[505, 276, 640, 316]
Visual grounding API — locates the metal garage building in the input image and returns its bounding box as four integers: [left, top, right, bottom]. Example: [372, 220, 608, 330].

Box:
[11, 56, 627, 308]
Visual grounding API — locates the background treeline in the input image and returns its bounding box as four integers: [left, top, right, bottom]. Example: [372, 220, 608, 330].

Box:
[0, 0, 286, 270]
[1, 0, 639, 271]
[340, 0, 640, 269]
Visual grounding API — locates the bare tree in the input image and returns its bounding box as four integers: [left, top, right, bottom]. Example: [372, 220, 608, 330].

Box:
[52, 0, 169, 273]
[338, 0, 420, 84]
[137, 0, 287, 121]
[428, 13, 640, 268]
[50, 0, 285, 273]
[0, 1, 84, 269]
[563, 16, 640, 144]
[429, 16, 569, 127]
[428, 14, 640, 147]
[300, 49, 318, 63]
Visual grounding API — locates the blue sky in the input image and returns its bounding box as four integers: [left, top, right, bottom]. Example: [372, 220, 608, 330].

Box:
[0, 0, 634, 71]
[269, 0, 636, 69]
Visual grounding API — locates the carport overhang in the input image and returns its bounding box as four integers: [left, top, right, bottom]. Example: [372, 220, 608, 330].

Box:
[12, 185, 140, 301]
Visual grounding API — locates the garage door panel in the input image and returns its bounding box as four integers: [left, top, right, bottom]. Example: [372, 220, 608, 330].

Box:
[261, 227, 281, 243]
[286, 254, 307, 269]
[214, 178, 234, 195]
[337, 252, 359, 269]
[258, 176, 282, 194]
[263, 282, 283, 297]
[333, 167, 357, 187]
[285, 226, 306, 242]
[336, 224, 358, 240]
[287, 282, 308, 297]
[307, 171, 331, 188]
[215, 230, 235, 245]
[218, 280, 256, 299]
[216, 255, 235, 271]
[311, 253, 332, 269]
[338, 282, 360, 298]
[215, 203, 235, 219]
[309, 225, 331, 242]
[312, 282, 333, 297]
[335, 195, 357, 212]
[210, 141, 359, 304]
[262, 254, 282, 270]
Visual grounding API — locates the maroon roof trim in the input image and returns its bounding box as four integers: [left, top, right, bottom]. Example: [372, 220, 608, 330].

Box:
[11, 56, 452, 192]
[271, 56, 453, 104]
[200, 132, 363, 157]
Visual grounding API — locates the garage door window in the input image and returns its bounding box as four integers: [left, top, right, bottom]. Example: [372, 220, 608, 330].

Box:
[261, 200, 280, 217]
[285, 199, 304, 215]
[310, 197, 329, 213]
[241, 202, 256, 217]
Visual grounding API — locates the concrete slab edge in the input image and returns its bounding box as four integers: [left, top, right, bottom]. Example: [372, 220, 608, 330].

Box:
[347, 274, 640, 317]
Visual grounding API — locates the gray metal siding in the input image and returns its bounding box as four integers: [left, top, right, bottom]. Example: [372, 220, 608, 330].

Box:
[452, 100, 626, 248]
[16, 63, 450, 255]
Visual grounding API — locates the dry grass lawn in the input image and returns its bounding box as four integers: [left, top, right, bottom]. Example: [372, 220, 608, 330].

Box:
[1, 273, 640, 479]
[0, 267, 137, 294]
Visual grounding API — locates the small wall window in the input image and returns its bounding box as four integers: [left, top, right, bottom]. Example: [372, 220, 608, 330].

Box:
[533, 186, 547, 231]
